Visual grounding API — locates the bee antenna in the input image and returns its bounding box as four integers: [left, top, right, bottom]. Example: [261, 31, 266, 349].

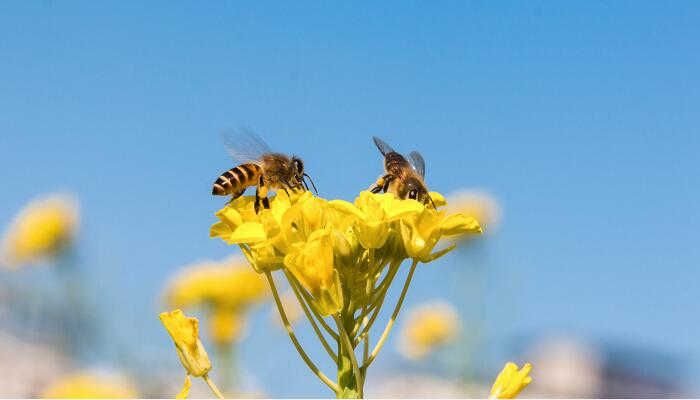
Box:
[428, 194, 437, 210]
[303, 173, 318, 194]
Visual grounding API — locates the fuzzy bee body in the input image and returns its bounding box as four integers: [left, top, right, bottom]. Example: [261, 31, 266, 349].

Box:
[371, 136, 435, 208]
[212, 130, 317, 210]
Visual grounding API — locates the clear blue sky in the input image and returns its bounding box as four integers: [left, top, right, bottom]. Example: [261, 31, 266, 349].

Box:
[1, 1, 699, 397]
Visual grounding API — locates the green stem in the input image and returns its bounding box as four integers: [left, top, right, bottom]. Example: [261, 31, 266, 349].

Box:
[352, 259, 401, 342]
[265, 272, 340, 394]
[291, 274, 340, 342]
[362, 258, 418, 368]
[202, 374, 225, 399]
[284, 270, 339, 363]
[334, 314, 363, 398]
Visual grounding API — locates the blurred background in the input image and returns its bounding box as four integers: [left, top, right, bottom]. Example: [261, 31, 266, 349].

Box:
[1, 1, 699, 397]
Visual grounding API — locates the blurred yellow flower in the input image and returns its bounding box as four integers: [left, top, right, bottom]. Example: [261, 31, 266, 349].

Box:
[446, 190, 501, 233]
[400, 206, 481, 262]
[398, 300, 461, 360]
[1, 193, 78, 268]
[490, 362, 533, 399]
[160, 309, 212, 377]
[164, 257, 268, 345]
[40, 371, 138, 399]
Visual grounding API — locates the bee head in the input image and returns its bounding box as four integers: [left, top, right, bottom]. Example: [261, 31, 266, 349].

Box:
[291, 157, 304, 175]
[404, 177, 431, 205]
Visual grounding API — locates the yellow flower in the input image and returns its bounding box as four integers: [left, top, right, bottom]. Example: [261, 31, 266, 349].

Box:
[490, 362, 533, 399]
[165, 257, 267, 309]
[446, 190, 501, 233]
[159, 309, 212, 377]
[208, 309, 244, 345]
[164, 257, 267, 345]
[41, 371, 138, 399]
[1, 193, 78, 268]
[329, 191, 423, 249]
[400, 205, 481, 262]
[398, 300, 461, 360]
[284, 229, 343, 316]
[211, 191, 308, 272]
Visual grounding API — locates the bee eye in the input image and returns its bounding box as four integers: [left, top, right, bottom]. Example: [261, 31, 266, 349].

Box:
[409, 189, 418, 199]
[293, 159, 303, 172]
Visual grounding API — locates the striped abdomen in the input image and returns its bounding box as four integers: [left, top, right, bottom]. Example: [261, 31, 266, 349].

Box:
[212, 163, 262, 196]
[384, 152, 411, 178]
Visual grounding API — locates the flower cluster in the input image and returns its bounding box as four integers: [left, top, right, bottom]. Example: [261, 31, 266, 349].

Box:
[163, 258, 267, 345]
[210, 190, 481, 397]
[211, 191, 480, 315]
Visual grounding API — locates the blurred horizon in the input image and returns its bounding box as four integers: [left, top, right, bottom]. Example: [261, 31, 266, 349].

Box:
[1, 1, 699, 397]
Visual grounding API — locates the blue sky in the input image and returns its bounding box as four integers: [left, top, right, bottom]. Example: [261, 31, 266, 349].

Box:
[1, 1, 699, 396]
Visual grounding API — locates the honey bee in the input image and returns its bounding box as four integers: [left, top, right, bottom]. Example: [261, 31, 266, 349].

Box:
[370, 136, 436, 208]
[212, 129, 317, 211]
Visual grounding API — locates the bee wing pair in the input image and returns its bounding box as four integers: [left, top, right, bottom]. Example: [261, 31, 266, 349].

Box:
[214, 128, 316, 212]
[221, 127, 273, 166]
[372, 136, 426, 178]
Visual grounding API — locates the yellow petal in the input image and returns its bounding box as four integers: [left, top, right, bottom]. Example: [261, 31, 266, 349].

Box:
[217, 207, 243, 228]
[209, 221, 232, 239]
[428, 191, 447, 207]
[490, 362, 532, 399]
[229, 222, 266, 243]
[176, 375, 191, 399]
[384, 198, 424, 220]
[328, 199, 367, 221]
[441, 213, 482, 236]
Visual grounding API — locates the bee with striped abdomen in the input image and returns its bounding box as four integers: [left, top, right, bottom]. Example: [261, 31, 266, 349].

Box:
[212, 129, 317, 212]
[370, 136, 436, 208]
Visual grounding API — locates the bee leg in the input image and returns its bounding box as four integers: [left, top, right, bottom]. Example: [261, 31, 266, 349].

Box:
[255, 176, 270, 213]
[371, 174, 394, 193]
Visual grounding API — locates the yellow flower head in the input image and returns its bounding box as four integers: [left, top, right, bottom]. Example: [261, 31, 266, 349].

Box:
[1, 193, 78, 268]
[159, 309, 212, 377]
[329, 191, 423, 249]
[284, 229, 343, 316]
[40, 371, 138, 399]
[398, 300, 461, 360]
[490, 362, 533, 399]
[210, 191, 308, 272]
[400, 205, 481, 262]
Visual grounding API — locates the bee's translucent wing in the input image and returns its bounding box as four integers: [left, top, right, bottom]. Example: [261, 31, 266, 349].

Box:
[372, 136, 396, 157]
[408, 151, 426, 177]
[221, 127, 273, 165]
